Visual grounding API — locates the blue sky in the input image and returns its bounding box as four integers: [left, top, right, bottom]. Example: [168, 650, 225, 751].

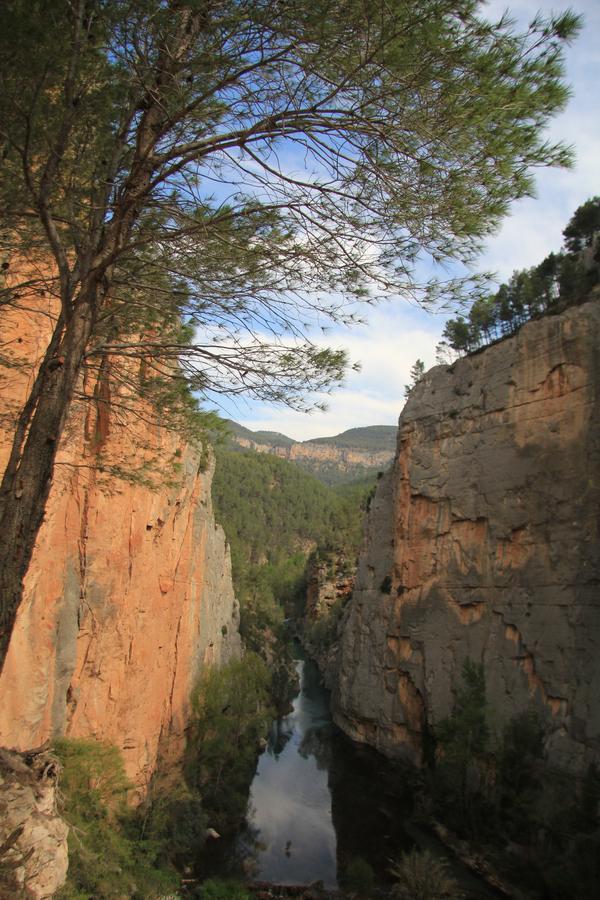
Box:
[217, 0, 600, 441]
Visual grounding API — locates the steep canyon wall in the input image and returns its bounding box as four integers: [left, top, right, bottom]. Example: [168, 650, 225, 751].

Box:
[0, 298, 241, 799]
[334, 301, 600, 773]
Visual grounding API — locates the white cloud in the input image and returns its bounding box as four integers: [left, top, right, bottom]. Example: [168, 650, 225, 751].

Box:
[218, 0, 600, 440]
[225, 306, 444, 440]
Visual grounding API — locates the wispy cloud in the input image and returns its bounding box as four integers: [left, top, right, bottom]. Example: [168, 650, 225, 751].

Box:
[222, 305, 444, 440]
[221, 0, 599, 439]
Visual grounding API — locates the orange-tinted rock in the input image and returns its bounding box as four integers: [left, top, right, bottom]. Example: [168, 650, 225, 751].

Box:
[0, 299, 240, 798]
[334, 301, 600, 773]
[233, 435, 393, 482]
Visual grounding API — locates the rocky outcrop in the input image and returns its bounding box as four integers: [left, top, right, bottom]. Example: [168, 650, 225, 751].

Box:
[232, 435, 393, 484]
[0, 299, 241, 799]
[0, 749, 68, 899]
[334, 301, 600, 773]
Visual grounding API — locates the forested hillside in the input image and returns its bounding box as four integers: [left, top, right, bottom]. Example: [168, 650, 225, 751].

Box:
[222, 422, 396, 485]
[212, 448, 371, 653]
[308, 425, 397, 452]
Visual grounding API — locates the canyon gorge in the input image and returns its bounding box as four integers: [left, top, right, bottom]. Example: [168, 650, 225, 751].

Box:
[2, 295, 599, 897]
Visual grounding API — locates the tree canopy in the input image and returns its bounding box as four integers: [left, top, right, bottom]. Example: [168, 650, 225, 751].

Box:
[0, 0, 581, 670]
[437, 196, 600, 359]
[563, 196, 600, 253]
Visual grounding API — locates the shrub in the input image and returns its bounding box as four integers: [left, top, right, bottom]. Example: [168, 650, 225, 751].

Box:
[343, 856, 375, 895]
[199, 878, 251, 899]
[390, 848, 462, 900]
[187, 654, 272, 832]
[54, 739, 178, 899]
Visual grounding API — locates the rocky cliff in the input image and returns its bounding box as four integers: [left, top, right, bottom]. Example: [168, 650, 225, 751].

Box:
[231, 433, 394, 485]
[0, 299, 241, 799]
[333, 300, 600, 773]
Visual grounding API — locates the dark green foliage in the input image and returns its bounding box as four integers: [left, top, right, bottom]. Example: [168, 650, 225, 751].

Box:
[404, 359, 426, 398]
[440, 197, 600, 359]
[563, 196, 600, 252]
[429, 673, 600, 899]
[198, 878, 252, 899]
[213, 446, 370, 631]
[187, 654, 273, 833]
[342, 856, 375, 895]
[433, 660, 491, 838]
[308, 425, 397, 452]
[380, 575, 393, 594]
[53, 739, 178, 899]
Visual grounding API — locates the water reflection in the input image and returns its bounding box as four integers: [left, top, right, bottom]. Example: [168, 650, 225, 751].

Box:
[237, 658, 338, 887]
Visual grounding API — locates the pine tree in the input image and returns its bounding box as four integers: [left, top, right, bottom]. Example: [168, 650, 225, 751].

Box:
[0, 0, 581, 670]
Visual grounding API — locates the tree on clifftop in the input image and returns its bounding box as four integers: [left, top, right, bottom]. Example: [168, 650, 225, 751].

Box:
[0, 0, 580, 670]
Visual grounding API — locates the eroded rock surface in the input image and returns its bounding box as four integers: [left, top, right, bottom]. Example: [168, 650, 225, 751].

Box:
[0, 749, 68, 899]
[232, 435, 393, 483]
[0, 297, 241, 798]
[334, 301, 600, 772]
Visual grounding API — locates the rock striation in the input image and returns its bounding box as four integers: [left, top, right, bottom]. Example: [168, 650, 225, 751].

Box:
[333, 300, 600, 773]
[231, 434, 394, 485]
[0, 748, 68, 900]
[0, 299, 241, 799]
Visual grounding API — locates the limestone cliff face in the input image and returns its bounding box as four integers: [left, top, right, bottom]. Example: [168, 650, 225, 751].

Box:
[233, 435, 393, 483]
[0, 302, 241, 798]
[334, 301, 600, 773]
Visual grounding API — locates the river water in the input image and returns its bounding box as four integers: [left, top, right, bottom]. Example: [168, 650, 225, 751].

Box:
[237, 656, 338, 886]
[203, 649, 499, 896]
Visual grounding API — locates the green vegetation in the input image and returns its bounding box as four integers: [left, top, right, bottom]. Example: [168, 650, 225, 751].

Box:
[390, 848, 462, 900]
[54, 739, 179, 900]
[563, 196, 600, 253]
[53, 657, 274, 896]
[342, 856, 376, 896]
[433, 659, 492, 838]
[404, 360, 426, 398]
[213, 448, 371, 700]
[186, 654, 273, 834]
[438, 197, 600, 359]
[198, 878, 251, 899]
[429, 661, 600, 898]
[307, 425, 398, 452]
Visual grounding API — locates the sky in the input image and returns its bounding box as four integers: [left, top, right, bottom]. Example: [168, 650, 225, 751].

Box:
[217, 0, 600, 442]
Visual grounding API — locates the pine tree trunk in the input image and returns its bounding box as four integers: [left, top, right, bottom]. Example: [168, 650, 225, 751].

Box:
[0, 291, 96, 673]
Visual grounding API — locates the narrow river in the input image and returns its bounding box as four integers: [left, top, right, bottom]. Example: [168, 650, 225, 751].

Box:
[237, 656, 338, 885]
[202, 646, 500, 897]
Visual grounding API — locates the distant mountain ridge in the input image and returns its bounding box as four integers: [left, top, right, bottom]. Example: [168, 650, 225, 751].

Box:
[224, 421, 397, 485]
[307, 425, 397, 452]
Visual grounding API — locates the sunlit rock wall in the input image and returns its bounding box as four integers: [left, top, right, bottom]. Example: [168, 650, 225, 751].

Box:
[0, 295, 241, 799]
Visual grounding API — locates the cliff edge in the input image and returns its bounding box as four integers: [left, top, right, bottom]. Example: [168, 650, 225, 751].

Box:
[334, 300, 600, 773]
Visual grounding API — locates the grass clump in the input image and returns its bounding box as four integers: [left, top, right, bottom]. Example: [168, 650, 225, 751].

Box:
[198, 877, 251, 898]
[390, 848, 462, 900]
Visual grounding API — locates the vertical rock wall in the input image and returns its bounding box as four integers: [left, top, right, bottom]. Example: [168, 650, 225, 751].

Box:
[334, 301, 600, 773]
[0, 299, 241, 798]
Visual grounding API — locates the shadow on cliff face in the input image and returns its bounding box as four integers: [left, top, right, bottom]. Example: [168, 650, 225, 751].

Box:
[328, 734, 416, 885]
